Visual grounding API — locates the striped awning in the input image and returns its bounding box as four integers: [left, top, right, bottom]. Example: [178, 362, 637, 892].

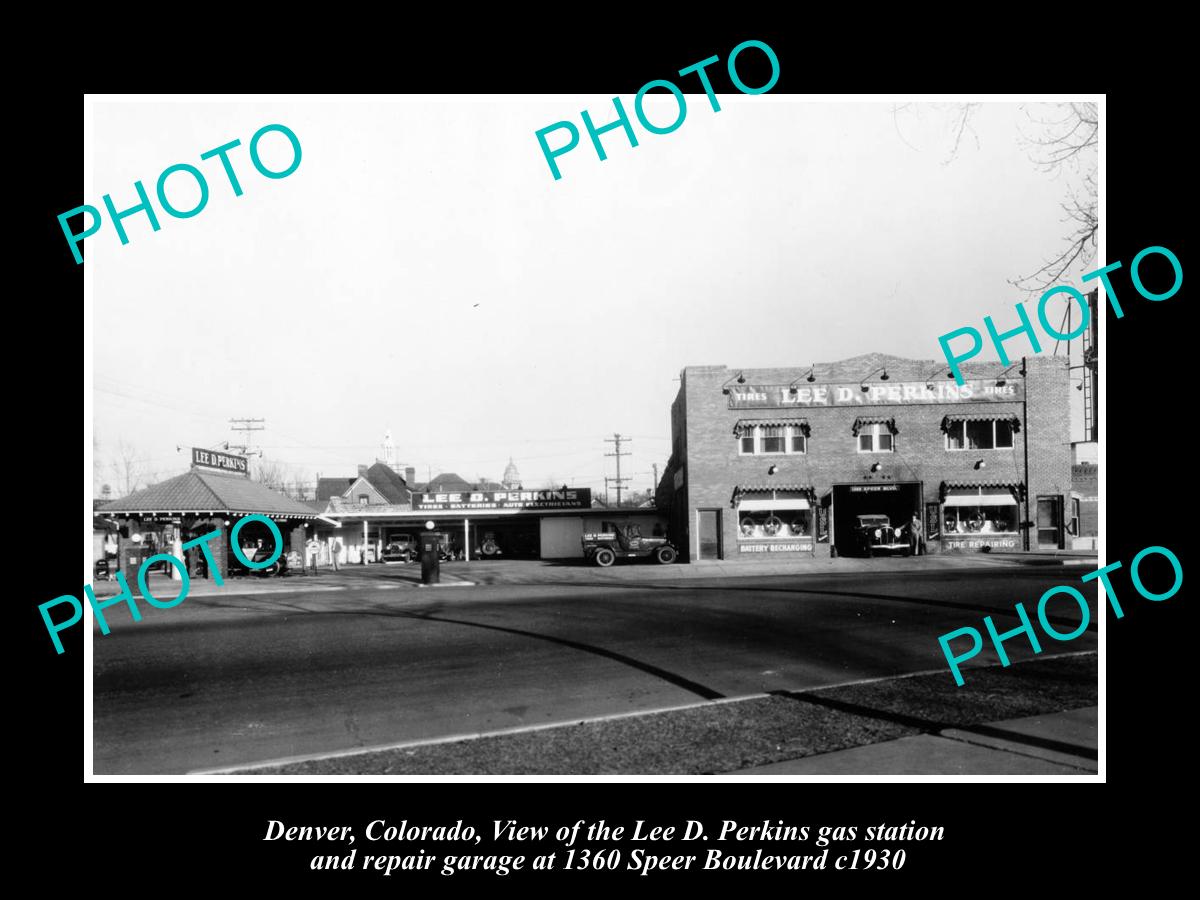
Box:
[941, 414, 1021, 433]
[939, 481, 1026, 503]
[731, 484, 815, 507]
[737, 497, 811, 511]
[733, 418, 810, 437]
[851, 416, 897, 437]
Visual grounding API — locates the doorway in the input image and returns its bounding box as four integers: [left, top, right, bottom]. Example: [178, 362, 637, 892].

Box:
[831, 482, 922, 557]
[697, 509, 722, 560]
[1037, 495, 1064, 549]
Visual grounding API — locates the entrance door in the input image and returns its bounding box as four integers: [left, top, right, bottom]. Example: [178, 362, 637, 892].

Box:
[1036, 495, 1064, 549]
[697, 509, 721, 560]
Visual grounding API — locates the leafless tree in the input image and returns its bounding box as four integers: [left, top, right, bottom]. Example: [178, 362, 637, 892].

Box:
[107, 439, 145, 497]
[254, 457, 313, 499]
[893, 101, 1098, 293]
[1010, 102, 1097, 293]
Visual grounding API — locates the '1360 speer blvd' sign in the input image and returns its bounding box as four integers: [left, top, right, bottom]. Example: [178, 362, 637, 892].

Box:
[728, 380, 1024, 409]
[413, 488, 592, 511]
[192, 447, 249, 473]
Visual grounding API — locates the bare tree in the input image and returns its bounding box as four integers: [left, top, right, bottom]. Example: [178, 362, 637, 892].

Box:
[107, 439, 145, 497]
[1010, 102, 1097, 293]
[894, 101, 1098, 293]
[254, 457, 290, 490]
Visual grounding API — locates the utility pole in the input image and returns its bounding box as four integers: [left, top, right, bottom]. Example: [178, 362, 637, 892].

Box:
[604, 433, 631, 507]
[228, 418, 265, 456]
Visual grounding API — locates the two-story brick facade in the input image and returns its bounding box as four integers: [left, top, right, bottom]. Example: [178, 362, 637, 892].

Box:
[660, 353, 1071, 562]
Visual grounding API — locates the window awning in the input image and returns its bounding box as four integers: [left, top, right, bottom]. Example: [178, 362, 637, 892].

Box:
[939, 481, 1026, 503]
[944, 493, 1018, 507]
[731, 484, 815, 508]
[733, 418, 810, 437]
[851, 416, 898, 437]
[738, 498, 811, 511]
[941, 414, 1021, 433]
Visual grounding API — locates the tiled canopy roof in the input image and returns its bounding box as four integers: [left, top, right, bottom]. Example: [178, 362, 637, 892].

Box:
[102, 470, 318, 517]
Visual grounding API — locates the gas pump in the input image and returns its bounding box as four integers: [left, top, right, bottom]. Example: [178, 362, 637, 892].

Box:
[419, 520, 440, 585]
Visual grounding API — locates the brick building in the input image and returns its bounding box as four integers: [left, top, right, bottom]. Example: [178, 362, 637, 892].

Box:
[658, 353, 1071, 562]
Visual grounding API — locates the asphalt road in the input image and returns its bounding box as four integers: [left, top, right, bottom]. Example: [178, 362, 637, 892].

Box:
[92, 566, 1097, 774]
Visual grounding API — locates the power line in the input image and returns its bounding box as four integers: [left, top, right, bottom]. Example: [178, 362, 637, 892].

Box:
[229, 418, 266, 458]
[604, 433, 632, 507]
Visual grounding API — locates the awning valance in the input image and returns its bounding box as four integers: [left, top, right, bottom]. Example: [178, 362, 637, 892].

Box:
[731, 484, 815, 508]
[941, 414, 1021, 433]
[944, 492, 1019, 507]
[737, 497, 812, 511]
[939, 481, 1026, 503]
[733, 418, 810, 437]
[851, 416, 898, 437]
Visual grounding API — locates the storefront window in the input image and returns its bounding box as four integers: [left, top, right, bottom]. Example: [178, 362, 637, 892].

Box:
[736, 493, 813, 541]
[739, 508, 812, 539]
[942, 488, 1019, 534]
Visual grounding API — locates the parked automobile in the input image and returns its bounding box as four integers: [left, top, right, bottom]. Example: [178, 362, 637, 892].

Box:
[853, 514, 910, 557]
[582, 521, 677, 567]
[234, 545, 289, 576]
[381, 537, 417, 563]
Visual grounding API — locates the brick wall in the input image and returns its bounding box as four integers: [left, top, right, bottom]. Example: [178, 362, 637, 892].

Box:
[665, 354, 1072, 561]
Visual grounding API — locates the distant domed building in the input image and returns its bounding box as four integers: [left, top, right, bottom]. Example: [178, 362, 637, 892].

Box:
[502, 457, 521, 490]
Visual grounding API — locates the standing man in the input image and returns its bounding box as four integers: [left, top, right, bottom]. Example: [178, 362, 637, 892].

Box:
[331, 537, 342, 572]
[909, 512, 923, 556]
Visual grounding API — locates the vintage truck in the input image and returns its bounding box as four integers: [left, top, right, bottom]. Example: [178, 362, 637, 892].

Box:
[581, 521, 678, 566]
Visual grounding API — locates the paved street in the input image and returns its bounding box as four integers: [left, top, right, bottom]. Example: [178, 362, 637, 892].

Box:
[92, 563, 1098, 774]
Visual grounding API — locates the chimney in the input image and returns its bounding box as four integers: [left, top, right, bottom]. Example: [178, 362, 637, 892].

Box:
[405, 466, 415, 485]
[358, 464, 368, 478]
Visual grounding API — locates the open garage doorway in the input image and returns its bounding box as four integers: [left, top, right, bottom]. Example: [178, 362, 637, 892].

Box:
[832, 482, 922, 557]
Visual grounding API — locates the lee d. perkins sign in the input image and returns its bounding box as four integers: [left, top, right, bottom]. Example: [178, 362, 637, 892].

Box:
[728, 380, 1023, 409]
[413, 488, 592, 512]
[191, 447, 249, 474]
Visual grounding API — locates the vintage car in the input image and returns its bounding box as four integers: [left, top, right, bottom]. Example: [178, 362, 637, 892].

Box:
[853, 514, 910, 557]
[582, 521, 677, 566]
[233, 545, 289, 576]
[381, 537, 418, 563]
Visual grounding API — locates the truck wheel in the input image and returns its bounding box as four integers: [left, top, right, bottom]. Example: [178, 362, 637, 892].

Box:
[655, 546, 677, 565]
[594, 548, 616, 567]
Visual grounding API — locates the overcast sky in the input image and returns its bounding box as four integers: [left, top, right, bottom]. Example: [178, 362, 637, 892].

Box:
[89, 98, 1097, 495]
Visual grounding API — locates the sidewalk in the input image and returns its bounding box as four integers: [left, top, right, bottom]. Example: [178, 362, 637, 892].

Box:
[87, 548, 1101, 597]
[731, 706, 1098, 775]
[88, 569, 355, 598]
[423, 552, 1096, 586]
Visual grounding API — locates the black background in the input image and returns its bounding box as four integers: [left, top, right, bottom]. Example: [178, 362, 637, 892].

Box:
[20, 21, 1188, 889]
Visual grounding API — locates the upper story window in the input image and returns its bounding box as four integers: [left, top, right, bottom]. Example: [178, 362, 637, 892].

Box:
[358, 494, 370, 505]
[943, 416, 1018, 451]
[857, 423, 895, 453]
[852, 417, 897, 453]
[734, 420, 810, 455]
